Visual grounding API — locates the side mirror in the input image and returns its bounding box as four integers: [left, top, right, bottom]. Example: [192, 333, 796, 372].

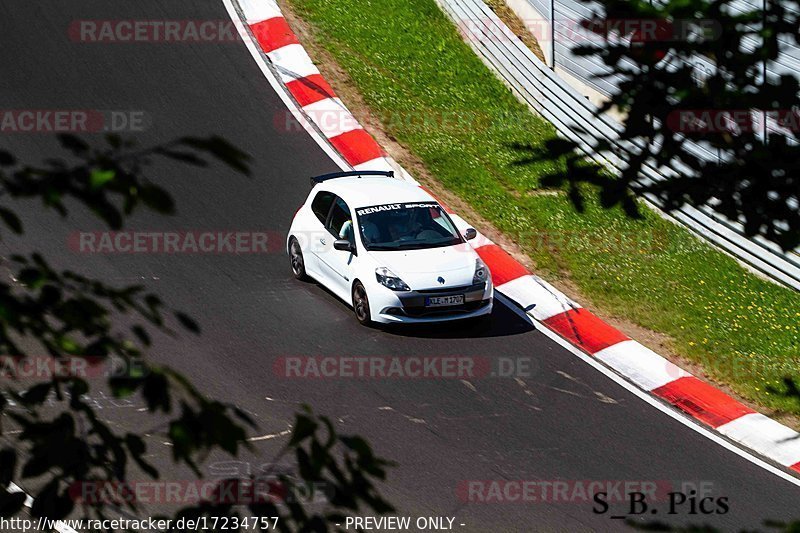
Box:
[333, 239, 355, 253]
[464, 228, 478, 240]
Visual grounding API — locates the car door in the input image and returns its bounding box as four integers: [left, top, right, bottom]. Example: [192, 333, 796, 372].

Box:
[305, 190, 336, 279]
[319, 195, 357, 299]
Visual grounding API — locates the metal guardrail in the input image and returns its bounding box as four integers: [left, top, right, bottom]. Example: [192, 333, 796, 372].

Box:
[436, 0, 800, 290]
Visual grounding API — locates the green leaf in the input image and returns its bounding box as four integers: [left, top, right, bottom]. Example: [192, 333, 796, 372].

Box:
[0, 150, 15, 166]
[168, 420, 191, 454]
[179, 136, 252, 176]
[58, 134, 89, 155]
[69, 378, 89, 398]
[0, 449, 16, 486]
[289, 414, 318, 446]
[31, 481, 73, 520]
[17, 268, 45, 288]
[21, 455, 50, 478]
[155, 148, 209, 167]
[139, 185, 174, 214]
[109, 375, 141, 398]
[19, 383, 51, 406]
[142, 372, 170, 412]
[174, 312, 200, 334]
[90, 168, 116, 189]
[131, 325, 151, 346]
[58, 336, 81, 354]
[106, 133, 121, 148]
[340, 435, 371, 457]
[0, 208, 22, 233]
[0, 491, 26, 517]
[126, 433, 159, 478]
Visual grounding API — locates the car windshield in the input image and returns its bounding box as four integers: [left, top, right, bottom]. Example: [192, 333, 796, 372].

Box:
[355, 202, 463, 251]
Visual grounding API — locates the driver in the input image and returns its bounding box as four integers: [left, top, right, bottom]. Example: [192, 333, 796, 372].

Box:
[414, 207, 440, 237]
[341, 218, 383, 246]
[359, 219, 381, 244]
[339, 218, 354, 242]
[387, 211, 420, 241]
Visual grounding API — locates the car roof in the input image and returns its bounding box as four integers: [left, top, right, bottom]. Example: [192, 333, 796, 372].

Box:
[316, 177, 437, 209]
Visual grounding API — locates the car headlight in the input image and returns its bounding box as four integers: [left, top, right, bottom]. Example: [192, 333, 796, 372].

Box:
[375, 267, 411, 291]
[473, 258, 489, 284]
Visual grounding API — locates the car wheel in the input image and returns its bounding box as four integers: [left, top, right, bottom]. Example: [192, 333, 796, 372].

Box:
[288, 237, 308, 280]
[352, 281, 372, 326]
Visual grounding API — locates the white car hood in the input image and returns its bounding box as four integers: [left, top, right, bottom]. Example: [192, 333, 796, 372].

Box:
[369, 243, 477, 289]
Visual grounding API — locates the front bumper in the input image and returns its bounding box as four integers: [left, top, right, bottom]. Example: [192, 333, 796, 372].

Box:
[373, 281, 493, 323]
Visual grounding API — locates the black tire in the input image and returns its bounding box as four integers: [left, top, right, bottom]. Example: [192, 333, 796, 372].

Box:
[352, 281, 372, 326]
[288, 237, 308, 280]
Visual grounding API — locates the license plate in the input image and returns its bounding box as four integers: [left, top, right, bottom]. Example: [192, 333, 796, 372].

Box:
[425, 295, 464, 307]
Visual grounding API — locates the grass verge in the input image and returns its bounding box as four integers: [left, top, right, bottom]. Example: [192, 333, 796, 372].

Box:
[284, 0, 800, 418]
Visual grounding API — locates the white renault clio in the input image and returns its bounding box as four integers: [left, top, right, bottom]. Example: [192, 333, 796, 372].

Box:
[287, 171, 493, 325]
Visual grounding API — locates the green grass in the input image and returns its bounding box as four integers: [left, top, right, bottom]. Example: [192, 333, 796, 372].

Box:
[286, 0, 800, 415]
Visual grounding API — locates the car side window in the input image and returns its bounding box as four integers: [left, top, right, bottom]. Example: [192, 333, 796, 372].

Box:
[327, 196, 353, 241]
[310, 191, 335, 224]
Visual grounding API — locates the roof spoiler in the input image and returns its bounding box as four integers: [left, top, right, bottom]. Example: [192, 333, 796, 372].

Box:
[310, 170, 394, 187]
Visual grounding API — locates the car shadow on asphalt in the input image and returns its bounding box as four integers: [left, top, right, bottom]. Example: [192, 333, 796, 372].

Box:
[380, 300, 536, 339]
[292, 276, 535, 338]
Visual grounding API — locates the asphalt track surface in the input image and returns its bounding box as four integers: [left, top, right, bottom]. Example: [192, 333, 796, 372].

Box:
[2, 1, 800, 531]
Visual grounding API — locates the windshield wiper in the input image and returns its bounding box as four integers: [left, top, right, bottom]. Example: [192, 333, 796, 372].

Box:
[400, 239, 458, 250]
[395, 242, 427, 249]
[368, 239, 458, 251]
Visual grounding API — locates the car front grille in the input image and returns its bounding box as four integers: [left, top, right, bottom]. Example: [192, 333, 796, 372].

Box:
[415, 282, 485, 294]
[386, 298, 491, 318]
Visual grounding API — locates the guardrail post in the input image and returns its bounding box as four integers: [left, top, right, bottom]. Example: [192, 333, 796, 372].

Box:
[762, 0, 769, 145]
[549, 0, 556, 68]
